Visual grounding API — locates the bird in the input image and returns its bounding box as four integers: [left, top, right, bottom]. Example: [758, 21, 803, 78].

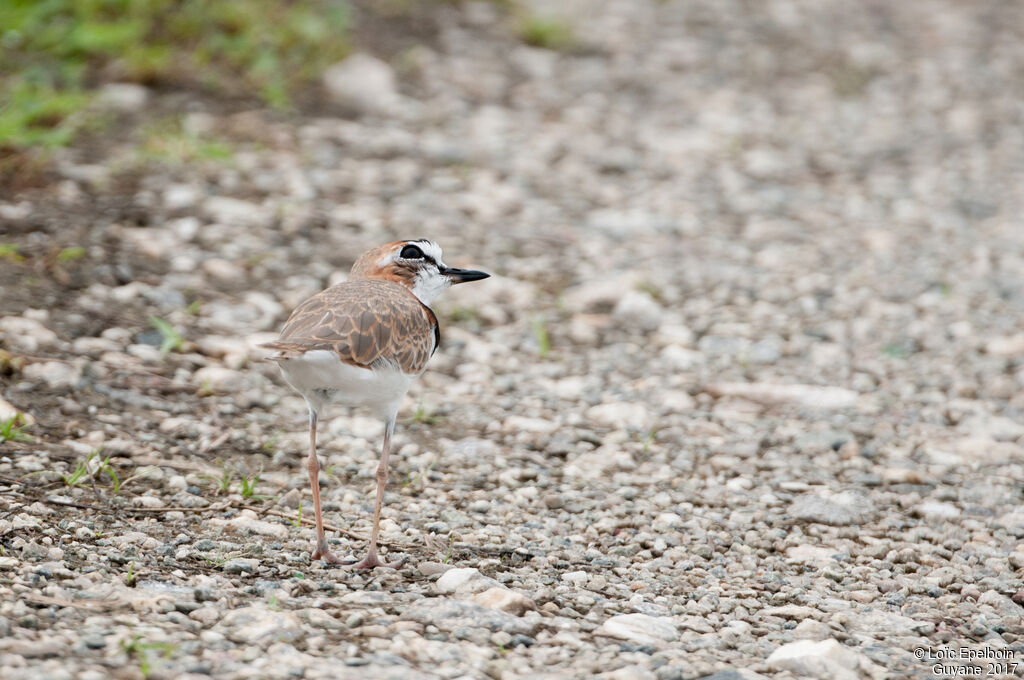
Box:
[260, 240, 489, 569]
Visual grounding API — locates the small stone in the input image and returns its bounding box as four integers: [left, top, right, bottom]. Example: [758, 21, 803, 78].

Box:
[23, 360, 84, 389]
[793, 619, 833, 640]
[786, 545, 839, 567]
[562, 570, 589, 586]
[612, 291, 664, 332]
[652, 512, 685, 532]
[435, 567, 502, 595]
[0, 315, 59, 353]
[586, 402, 651, 430]
[418, 561, 452, 577]
[699, 671, 770, 680]
[596, 614, 678, 645]
[322, 53, 402, 116]
[599, 665, 657, 680]
[761, 605, 821, 621]
[706, 383, 858, 410]
[914, 502, 960, 520]
[767, 639, 883, 680]
[278, 489, 302, 509]
[218, 605, 303, 644]
[164, 184, 201, 211]
[0, 397, 33, 425]
[223, 558, 260, 575]
[789, 492, 870, 526]
[190, 606, 222, 626]
[97, 83, 149, 112]
[401, 597, 536, 635]
[986, 334, 1024, 357]
[471, 588, 536, 616]
[719, 620, 752, 647]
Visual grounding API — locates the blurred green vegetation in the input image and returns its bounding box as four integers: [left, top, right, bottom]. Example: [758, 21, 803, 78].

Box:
[138, 116, 235, 164]
[0, 0, 352, 152]
[518, 14, 575, 51]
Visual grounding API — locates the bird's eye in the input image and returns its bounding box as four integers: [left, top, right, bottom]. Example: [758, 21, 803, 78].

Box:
[400, 245, 424, 259]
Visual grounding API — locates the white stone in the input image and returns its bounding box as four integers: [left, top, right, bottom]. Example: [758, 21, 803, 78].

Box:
[922, 437, 1023, 465]
[652, 512, 685, 532]
[562, 570, 589, 586]
[219, 606, 303, 645]
[915, 501, 960, 520]
[164, 184, 201, 211]
[97, 83, 149, 112]
[435, 567, 501, 595]
[563, 446, 635, 480]
[471, 587, 535, 615]
[612, 291, 664, 332]
[322, 53, 402, 116]
[789, 491, 870, 526]
[0, 316, 58, 353]
[598, 666, 656, 680]
[661, 345, 704, 370]
[986, 334, 1024, 357]
[0, 397, 32, 425]
[786, 545, 838, 567]
[719, 619, 752, 646]
[201, 258, 246, 283]
[210, 510, 288, 540]
[596, 614, 678, 645]
[503, 415, 558, 434]
[794, 619, 833, 640]
[586, 402, 651, 430]
[767, 639, 884, 680]
[23, 360, 84, 389]
[707, 382, 858, 410]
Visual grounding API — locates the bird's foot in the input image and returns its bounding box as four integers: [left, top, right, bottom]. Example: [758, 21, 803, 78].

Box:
[346, 553, 407, 570]
[310, 544, 348, 565]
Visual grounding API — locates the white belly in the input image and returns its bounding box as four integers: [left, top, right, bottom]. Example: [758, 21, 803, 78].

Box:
[275, 350, 416, 418]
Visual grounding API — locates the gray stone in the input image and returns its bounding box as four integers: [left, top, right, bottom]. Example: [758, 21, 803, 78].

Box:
[790, 492, 870, 526]
[400, 597, 537, 635]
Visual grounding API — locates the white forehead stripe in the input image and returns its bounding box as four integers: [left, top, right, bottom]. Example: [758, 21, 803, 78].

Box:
[415, 240, 444, 264]
[378, 240, 445, 268]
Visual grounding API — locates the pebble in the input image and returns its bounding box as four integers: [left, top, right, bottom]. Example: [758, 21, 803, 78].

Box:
[322, 53, 403, 116]
[400, 598, 537, 635]
[435, 567, 502, 595]
[218, 606, 303, 644]
[789, 492, 870, 526]
[706, 383, 858, 410]
[471, 588, 536, 615]
[596, 614, 679, 645]
[96, 83, 149, 112]
[767, 639, 883, 680]
[0, 316, 59, 353]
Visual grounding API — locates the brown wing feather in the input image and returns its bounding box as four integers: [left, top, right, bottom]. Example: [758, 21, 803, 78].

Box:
[260, 279, 437, 375]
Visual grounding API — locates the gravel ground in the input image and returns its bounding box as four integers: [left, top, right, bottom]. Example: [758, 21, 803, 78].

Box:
[3, 1, 1024, 678]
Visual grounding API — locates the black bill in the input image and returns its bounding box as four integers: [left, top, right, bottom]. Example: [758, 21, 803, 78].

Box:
[442, 267, 490, 283]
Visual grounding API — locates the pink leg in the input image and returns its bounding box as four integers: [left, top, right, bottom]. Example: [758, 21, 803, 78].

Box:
[349, 417, 405, 570]
[307, 411, 346, 565]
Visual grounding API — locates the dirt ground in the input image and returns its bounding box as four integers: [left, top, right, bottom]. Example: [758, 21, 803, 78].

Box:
[3, 1, 1024, 679]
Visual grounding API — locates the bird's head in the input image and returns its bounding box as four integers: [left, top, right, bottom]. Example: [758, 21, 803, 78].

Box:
[350, 239, 490, 305]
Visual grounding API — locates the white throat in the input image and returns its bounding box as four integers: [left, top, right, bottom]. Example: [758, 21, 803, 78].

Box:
[411, 270, 451, 306]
